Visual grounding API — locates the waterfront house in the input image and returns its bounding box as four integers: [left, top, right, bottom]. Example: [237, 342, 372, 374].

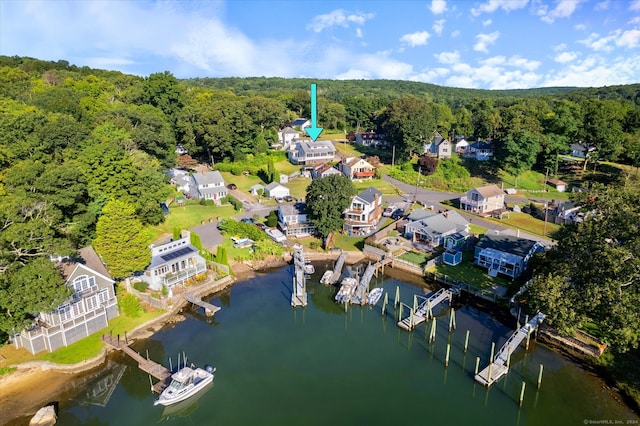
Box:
[288, 140, 336, 165]
[189, 171, 227, 203]
[460, 184, 505, 214]
[142, 235, 207, 291]
[474, 233, 544, 279]
[343, 187, 383, 235]
[276, 126, 300, 150]
[12, 246, 119, 355]
[311, 163, 342, 180]
[278, 202, 317, 237]
[338, 156, 376, 180]
[403, 210, 469, 249]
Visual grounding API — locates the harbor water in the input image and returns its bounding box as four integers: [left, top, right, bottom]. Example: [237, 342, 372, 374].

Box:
[53, 265, 637, 425]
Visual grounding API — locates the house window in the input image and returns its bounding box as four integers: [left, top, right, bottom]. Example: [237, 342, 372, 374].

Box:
[99, 289, 109, 304]
[86, 295, 99, 311]
[73, 301, 85, 317]
[72, 275, 95, 293]
[58, 304, 72, 322]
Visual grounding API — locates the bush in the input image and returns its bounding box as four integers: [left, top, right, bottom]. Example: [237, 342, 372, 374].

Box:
[119, 293, 143, 318]
[132, 281, 148, 292]
[309, 241, 319, 249]
[266, 210, 278, 227]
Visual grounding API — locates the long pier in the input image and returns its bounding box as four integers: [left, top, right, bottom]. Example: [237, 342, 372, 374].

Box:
[326, 252, 347, 285]
[183, 291, 221, 316]
[475, 312, 546, 386]
[397, 288, 456, 331]
[291, 247, 308, 307]
[102, 334, 171, 393]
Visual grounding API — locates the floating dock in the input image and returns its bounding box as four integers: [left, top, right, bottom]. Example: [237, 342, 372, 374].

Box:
[102, 334, 171, 393]
[397, 288, 456, 331]
[475, 312, 546, 386]
[291, 247, 308, 307]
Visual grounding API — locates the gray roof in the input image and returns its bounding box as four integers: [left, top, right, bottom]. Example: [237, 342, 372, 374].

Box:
[280, 126, 298, 134]
[191, 170, 225, 186]
[279, 202, 307, 216]
[409, 210, 468, 237]
[407, 209, 438, 221]
[297, 140, 335, 154]
[476, 233, 541, 258]
[356, 187, 382, 204]
[266, 182, 287, 191]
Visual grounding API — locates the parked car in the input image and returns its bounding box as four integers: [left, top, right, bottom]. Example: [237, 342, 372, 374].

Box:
[284, 195, 294, 202]
[383, 205, 397, 217]
[275, 197, 284, 203]
[240, 218, 254, 224]
[227, 183, 237, 190]
[391, 209, 404, 219]
[255, 223, 267, 230]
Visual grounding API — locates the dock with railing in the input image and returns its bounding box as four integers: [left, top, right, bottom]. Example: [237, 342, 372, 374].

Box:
[291, 247, 308, 307]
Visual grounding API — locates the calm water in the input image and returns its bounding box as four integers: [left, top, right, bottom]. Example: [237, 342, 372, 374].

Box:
[56, 265, 637, 426]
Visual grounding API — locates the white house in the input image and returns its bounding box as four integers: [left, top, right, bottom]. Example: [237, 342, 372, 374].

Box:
[454, 138, 469, 155]
[278, 203, 317, 237]
[265, 182, 290, 199]
[355, 131, 386, 147]
[12, 247, 119, 354]
[291, 118, 311, 130]
[468, 141, 494, 161]
[288, 140, 336, 165]
[474, 233, 544, 279]
[338, 157, 376, 180]
[311, 163, 342, 180]
[276, 126, 300, 150]
[404, 210, 469, 249]
[142, 235, 207, 291]
[168, 168, 190, 193]
[460, 184, 505, 214]
[343, 187, 383, 235]
[190, 171, 227, 202]
[249, 184, 265, 196]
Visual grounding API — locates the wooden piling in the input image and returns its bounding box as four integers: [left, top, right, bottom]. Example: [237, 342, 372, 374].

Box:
[449, 308, 456, 331]
[169, 357, 172, 372]
[394, 286, 400, 308]
[526, 329, 531, 350]
[445, 343, 451, 367]
[464, 330, 470, 353]
[148, 374, 153, 391]
[537, 364, 544, 389]
[475, 357, 480, 375]
[382, 292, 388, 316]
[430, 317, 437, 343]
[488, 342, 495, 384]
[519, 381, 526, 407]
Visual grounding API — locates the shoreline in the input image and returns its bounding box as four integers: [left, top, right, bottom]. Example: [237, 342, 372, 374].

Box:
[1, 251, 637, 423]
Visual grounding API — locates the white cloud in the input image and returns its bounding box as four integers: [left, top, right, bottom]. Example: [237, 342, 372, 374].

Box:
[630, 0, 640, 11]
[433, 19, 445, 35]
[474, 31, 500, 53]
[538, 0, 585, 24]
[574, 23, 587, 31]
[356, 28, 363, 38]
[429, 0, 448, 14]
[410, 67, 451, 83]
[471, 0, 529, 16]
[554, 43, 567, 51]
[435, 50, 460, 63]
[306, 9, 374, 32]
[629, 17, 640, 25]
[554, 51, 579, 63]
[595, 1, 610, 11]
[451, 30, 461, 37]
[617, 29, 640, 48]
[400, 31, 431, 47]
[542, 53, 640, 87]
[580, 29, 640, 52]
[482, 19, 492, 26]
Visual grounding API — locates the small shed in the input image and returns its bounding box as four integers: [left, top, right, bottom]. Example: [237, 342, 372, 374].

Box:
[443, 251, 462, 266]
[250, 184, 265, 196]
[547, 178, 567, 192]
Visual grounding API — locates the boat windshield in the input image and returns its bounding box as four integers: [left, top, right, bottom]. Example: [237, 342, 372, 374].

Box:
[169, 378, 189, 391]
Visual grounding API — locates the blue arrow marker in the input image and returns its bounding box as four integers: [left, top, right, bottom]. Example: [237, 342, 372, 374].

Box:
[305, 83, 323, 142]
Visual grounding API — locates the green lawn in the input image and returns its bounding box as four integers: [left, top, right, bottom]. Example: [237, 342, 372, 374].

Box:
[332, 233, 366, 252]
[150, 202, 238, 241]
[484, 211, 560, 238]
[285, 176, 312, 199]
[219, 171, 266, 192]
[353, 179, 402, 196]
[427, 251, 513, 291]
[398, 251, 431, 266]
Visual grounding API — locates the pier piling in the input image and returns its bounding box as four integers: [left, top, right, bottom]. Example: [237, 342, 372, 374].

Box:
[519, 381, 526, 407]
[537, 364, 544, 389]
[445, 344, 451, 367]
[464, 330, 470, 353]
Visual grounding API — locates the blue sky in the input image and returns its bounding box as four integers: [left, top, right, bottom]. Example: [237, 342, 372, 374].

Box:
[1, 0, 639, 89]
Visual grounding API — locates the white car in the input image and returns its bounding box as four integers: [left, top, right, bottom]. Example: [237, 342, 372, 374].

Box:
[383, 205, 398, 217]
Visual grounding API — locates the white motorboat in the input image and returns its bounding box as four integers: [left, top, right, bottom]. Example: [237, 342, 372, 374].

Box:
[320, 270, 332, 284]
[367, 288, 383, 305]
[154, 365, 216, 407]
[335, 277, 358, 303]
[304, 263, 315, 275]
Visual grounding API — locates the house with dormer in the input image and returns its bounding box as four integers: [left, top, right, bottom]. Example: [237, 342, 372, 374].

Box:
[190, 171, 227, 203]
[404, 210, 469, 249]
[288, 140, 336, 165]
[338, 156, 376, 180]
[355, 131, 386, 148]
[276, 126, 300, 150]
[474, 233, 544, 279]
[343, 187, 383, 235]
[460, 184, 505, 214]
[424, 131, 452, 159]
[12, 246, 119, 354]
[142, 235, 207, 291]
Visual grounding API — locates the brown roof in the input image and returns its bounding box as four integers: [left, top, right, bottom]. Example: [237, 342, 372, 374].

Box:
[474, 184, 504, 198]
[58, 246, 111, 281]
[548, 179, 567, 186]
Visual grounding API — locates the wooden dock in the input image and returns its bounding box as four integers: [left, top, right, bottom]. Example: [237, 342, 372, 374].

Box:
[183, 291, 221, 316]
[102, 334, 171, 393]
[326, 252, 347, 285]
[397, 288, 455, 331]
[291, 247, 308, 307]
[475, 312, 546, 386]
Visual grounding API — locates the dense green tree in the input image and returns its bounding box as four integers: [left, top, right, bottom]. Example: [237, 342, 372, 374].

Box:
[141, 71, 183, 124]
[496, 131, 540, 187]
[380, 97, 436, 162]
[305, 175, 356, 238]
[577, 99, 625, 170]
[93, 199, 151, 279]
[526, 184, 640, 351]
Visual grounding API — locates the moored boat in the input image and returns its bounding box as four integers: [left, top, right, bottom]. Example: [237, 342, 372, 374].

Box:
[367, 288, 383, 305]
[154, 365, 216, 407]
[320, 270, 332, 284]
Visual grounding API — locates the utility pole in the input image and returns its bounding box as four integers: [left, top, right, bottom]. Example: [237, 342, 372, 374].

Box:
[392, 145, 395, 170]
[413, 166, 421, 204]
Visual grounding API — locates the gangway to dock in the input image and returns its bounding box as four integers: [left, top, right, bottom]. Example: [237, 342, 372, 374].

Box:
[183, 291, 221, 317]
[102, 334, 171, 393]
[291, 246, 308, 307]
[325, 252, 347, 285]
[397, 288, 455, 331]
[475, 312, 546, 386]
